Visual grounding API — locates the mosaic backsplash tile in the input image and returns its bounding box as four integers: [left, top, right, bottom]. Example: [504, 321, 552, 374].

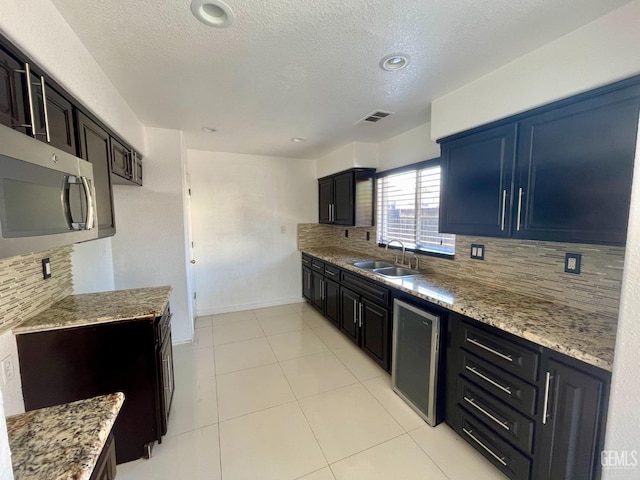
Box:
[0, 246, 73, 334]
[297, 223, 624, 318]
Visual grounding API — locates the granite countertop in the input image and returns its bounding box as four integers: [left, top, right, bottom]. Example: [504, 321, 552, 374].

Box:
[303, 247, 618, 371]
[7, 392, 124, 480]
[14, 286, 172, 335]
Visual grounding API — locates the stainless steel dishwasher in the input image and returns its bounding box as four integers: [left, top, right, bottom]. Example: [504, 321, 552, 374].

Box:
[392, 298, 444, 426]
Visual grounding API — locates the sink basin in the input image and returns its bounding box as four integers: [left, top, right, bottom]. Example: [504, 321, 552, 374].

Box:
[373, 266, 421, 278]
[352, 261, 394, 270]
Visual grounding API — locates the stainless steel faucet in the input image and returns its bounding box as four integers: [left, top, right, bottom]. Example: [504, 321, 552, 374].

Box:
[386, 239, 407, 266]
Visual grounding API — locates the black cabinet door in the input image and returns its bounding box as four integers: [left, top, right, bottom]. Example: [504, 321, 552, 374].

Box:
[33, 80, 76, 155]
[535, 359, 605, 480]
[339, 287, 359, 344]
[0, 47, 26, 132]
[325, 279, 340, 326]
[515, 87, 640, 245]
[333, 171, 354, 225]
[360, 298, 390, 371]
[110, 137, 132, 181]
[302, 266, 313, 302]
[159, 330, 174, 436]
[312, 271, 325, 313]
[77, 113, 116, 237]
[319, 178, 333, 224]
[440, 123, 517, 237]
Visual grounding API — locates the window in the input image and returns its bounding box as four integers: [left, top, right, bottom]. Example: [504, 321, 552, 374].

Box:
[377, 161, 455, 256]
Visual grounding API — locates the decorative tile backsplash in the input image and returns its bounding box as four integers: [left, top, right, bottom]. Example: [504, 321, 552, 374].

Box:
[0, 246, 73, 334]
[297, 223, 624, 318]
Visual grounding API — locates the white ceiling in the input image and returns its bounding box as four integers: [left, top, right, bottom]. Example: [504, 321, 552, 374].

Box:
[50, 0, 630, 159]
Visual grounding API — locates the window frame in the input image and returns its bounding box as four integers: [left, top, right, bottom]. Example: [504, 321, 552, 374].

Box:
[376, 158, 455, 260]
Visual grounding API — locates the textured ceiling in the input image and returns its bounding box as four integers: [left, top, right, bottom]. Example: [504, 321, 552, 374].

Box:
[50, 0, 631, 158]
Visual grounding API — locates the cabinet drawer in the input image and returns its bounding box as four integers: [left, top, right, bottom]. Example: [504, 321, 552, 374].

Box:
[311, 258, 325, 272]
[340, 271, 390, 306]
[301, 255, 312, 267]
[452, 405, 531, 480]
[461, 322, 540, 383]
[458, 351, 537, 416]
[324, 264, 340, 279]
[456, 376, 535, 454]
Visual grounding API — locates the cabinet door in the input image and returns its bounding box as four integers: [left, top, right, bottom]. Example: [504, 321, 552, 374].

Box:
[536, 359, 605, 480]
[515, 88, 640, 245]
[360, 299, 391, 371]
[77, 113, 116, 237]
[333, 171, 354, 225]
[312, 271, 325, 313]
[110, 137, 132, 181]
[324, 279, 340, 326]
[440, 124, 517, 237]
[133, 152, 143, 185]
[302, 266, 313, 302]
[339, 287, 360, 344]
[319, 178, 333, 224]
[33, 80, 76, 155]
[160, 330, 174, 436]
[0, 47, 27, 132]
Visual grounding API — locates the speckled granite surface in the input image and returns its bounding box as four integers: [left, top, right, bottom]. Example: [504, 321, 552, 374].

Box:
[14, 286, 172, 334]
[303, 247, 618, 371]
[7, 392, 124, 480]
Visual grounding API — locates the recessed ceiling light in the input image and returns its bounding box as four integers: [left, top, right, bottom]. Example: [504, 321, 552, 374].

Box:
[380, 53, 410, 71]
[191, 0, 235, 28]
[201, 127, 217, 133]
[291, 138, 306, 143]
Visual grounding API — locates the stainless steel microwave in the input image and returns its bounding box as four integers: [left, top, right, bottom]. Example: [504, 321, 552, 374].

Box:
[0, 124, 97, 259]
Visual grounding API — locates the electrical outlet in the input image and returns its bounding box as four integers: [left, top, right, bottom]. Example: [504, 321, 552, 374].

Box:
[366, 231, 371, 241]
[1, 355, 15, 384]
[345, 229, 349, 238]
[41, 258, 51, 279]
[565, 253, 582, 274]
[470, 244, 485, 260]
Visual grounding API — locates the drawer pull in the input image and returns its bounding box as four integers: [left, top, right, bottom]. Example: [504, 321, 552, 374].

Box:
[463, 396, 510, 431]
[313, 264, 323, 270]
[467, 338, 513, 362]
[465, 365, 512, 395]
[462, 428, 507, 466]
[542, 371, 551, 425]
[326, 271, 337, 276]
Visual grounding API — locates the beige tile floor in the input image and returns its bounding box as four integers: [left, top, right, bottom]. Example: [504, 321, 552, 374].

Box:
[118, 302, 507, 480]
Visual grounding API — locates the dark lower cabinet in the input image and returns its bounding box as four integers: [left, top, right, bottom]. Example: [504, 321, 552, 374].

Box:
[534, 356, 608, 480]
[17, 306, 174, 464]
[0, 46, 26, 132]
[77, 112, 116, 237]
[324, 279, 340, 326]
[302, 266, 313, 302]
[360, 298, 390, 370]
[339, 286, 360, 344]
[89, 433, 117, 480]
[312, 271, 325, 313]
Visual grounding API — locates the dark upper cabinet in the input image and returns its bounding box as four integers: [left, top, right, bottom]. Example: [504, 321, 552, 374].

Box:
[440, 124, 517, 237]
[318, 168, 375, 226]
[133, 151, 143, 185]
[439, 76, 640, 246]
[77, 112, 116, 238]
[32, 78, 76, 155]
[110, 136, 132, 181]
[535, 356, 609, 480]
[0, 46, 26, 132]
[514, 88, 640, 244]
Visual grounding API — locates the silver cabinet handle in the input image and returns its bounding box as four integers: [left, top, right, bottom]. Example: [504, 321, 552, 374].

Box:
[463, 396, 510, 431]
[358, 302, 363, 327]
[353, 298, 357, 324]
[320, 280, 325, 300]
[542, 371, 551, 425]
[462, 428, 507, 466]
[326, 270, 336, 277]
[467, 338, 513, 362]
[14, 63, 37, 136]
[328, 204, 331, 222]
[330, 204, 334, 222]
[465, 365, 512, 395]
[39, 76, 51, 142]
[516, 187, 524, 231]
[501, 189, 507, 231]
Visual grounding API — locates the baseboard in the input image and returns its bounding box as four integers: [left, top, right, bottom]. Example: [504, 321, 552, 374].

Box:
[197, 296, 305, 317]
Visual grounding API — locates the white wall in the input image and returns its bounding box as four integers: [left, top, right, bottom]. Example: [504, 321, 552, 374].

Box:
[378, 123, 440, 172]
[111, 128, 192, 343]
[188, 150, 316, 315]
[431, 0, 640, 140]
[0, 332, 24, 417]
[0, 0, 145, 152]
[315, 142, 378, 178]
[71, 238, 115, 294]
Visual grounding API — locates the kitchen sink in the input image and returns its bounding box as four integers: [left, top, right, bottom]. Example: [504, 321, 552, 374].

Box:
[372, 266, 421, 278]
[352, 260, 394, 269]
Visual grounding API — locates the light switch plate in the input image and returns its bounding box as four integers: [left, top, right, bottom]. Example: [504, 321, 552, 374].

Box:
[565, 253, 582, 274]
[42, 258, 51, 279]
[470, 244, 485, 260]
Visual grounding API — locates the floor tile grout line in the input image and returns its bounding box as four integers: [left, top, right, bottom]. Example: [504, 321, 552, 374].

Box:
[217, 398, 300, 425]
[406, 429, 453, 480]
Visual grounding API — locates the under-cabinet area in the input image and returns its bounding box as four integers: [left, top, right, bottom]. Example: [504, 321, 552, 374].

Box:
[301, 248, 614, 480]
